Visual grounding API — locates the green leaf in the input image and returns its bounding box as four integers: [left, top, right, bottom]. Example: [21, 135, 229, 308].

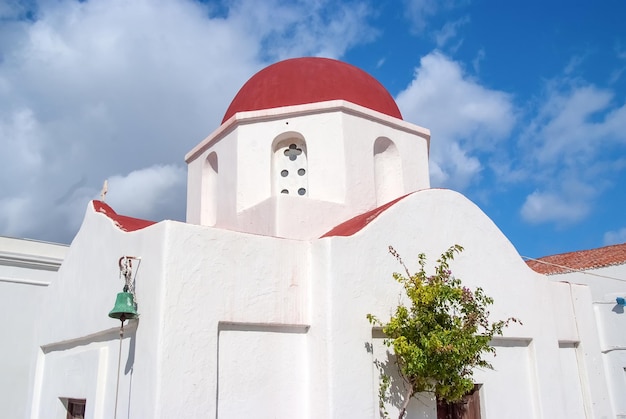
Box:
[368, 245, 519, 407]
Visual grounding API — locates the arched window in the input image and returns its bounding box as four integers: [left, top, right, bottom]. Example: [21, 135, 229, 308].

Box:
[373, 137, 403, 206]
[202, 152, 218, 225]
[272, 134, 308, 197]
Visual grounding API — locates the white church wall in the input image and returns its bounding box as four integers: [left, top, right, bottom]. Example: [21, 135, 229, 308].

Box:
[234, 111, 346, 209]
[474, 338, 540, 419]
[556, 341, 587, 419]
[27, 190, 616, 419]
[185, 101, 430, 241]
[186, 125, 239, 227]
[31, 204, 168, 418]
[316, 188, 612, 418]
[373, 137, 404, 207]
[153, 221, 310, 418]
[32, 326, 137, 419]
[29, 203, 313, 419]
[370, 334, 438, 419]
[339, 108, 430, 208]
[16, 53, 623, 419]
[217, 325, 308, 418]
[202, 151, 219, 226]
[271, 133, 309, 197]
[0, 237, 67, 419]
[186, 155, 204, 225]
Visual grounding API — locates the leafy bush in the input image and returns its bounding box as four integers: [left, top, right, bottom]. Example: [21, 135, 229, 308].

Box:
[367, 245, 518, 418]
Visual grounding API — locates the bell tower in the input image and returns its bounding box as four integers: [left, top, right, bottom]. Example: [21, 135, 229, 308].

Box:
[185, 58, 431, 239]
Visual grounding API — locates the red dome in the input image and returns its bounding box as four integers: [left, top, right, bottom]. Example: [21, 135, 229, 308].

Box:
[222, 57, 402, 123]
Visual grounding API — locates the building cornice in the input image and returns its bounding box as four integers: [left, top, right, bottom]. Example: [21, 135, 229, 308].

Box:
[185, 100, 430, 163]
[0, 251, 64, 271]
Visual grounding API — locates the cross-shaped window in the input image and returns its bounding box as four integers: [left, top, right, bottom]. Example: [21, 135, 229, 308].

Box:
[284, 144, 302, 161]
[273, 138, 308, 197]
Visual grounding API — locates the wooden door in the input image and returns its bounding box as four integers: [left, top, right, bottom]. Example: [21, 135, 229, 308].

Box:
[437, 385, 481, 419]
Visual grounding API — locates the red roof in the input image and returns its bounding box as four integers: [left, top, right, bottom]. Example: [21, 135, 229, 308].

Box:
[321, 195, 409, 238]
[92, 201, 156, 232]
[222, 57, 402, 123]
[526, 242, 626, 275]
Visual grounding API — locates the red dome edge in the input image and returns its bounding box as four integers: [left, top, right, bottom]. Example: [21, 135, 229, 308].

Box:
[222, 57, 402, 123]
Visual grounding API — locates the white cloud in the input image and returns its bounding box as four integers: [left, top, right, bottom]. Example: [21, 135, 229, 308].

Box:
[227, 0, 375, 60]
[472, 48, 485, 74]
[604, 228, 626, 245]
[0, 0, 375, 243]
[0, 0, 31, 20]
[520, 191, 590, 225]
[429, 142, 482, 190]
[0, 109, 44, 180]
[526, 85, 625, 164]
[433, 16, 469, 49]
[563, 54, 585, 75]
[0, 196, 31, 238]
[402, 0, 467, 34]
[396, 51, 515, 189]
[106, 165, 187, 222]
[516, 78, 626, 225]
[402, 0, 438, 34]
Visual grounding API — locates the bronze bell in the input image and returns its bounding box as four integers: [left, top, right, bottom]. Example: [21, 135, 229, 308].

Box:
[108, 290, 139, 322]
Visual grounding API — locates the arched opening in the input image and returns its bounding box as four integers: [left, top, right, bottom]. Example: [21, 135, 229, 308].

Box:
[202, 152, 218, 226]
[272, 133, 308, 197]
[373, 137, 403, 206]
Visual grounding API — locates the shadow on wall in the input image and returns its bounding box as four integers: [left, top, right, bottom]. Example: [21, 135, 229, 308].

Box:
[365, 339, 437, 419]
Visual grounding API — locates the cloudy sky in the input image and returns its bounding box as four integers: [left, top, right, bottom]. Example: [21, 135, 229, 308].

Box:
[1, 0, 625, 258]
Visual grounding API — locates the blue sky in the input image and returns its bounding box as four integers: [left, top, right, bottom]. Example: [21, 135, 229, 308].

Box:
[0, 0, 625, 258]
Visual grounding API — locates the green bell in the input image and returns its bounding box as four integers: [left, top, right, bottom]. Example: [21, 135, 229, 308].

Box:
[108, 291, 139, 321]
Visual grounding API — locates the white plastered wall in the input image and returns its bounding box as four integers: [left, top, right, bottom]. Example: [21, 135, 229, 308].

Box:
[153, 220, 310, 418]
[313, 188, 613, 419]
[30, 204, 168, 419]
[186, 125, 238, 228]
[185, 100, 430, 240]
[30, 201, 313, 419]
[0, 237, 67, 419]
[548, 264, 626, 417]
[29, 190, 615, 419]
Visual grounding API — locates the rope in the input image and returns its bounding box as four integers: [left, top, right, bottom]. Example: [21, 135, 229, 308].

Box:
[114, 322, 124, 419]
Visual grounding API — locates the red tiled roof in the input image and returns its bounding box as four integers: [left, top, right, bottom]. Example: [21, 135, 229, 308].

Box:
[526, 242, 626, 275]
[92, 201, 156, 232]
[321, 194, 409, 238]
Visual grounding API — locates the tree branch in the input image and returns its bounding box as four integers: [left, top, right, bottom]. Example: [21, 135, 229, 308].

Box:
[397, 383, 413, 419]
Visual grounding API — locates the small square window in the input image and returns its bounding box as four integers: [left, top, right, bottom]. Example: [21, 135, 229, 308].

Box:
[66, 398, 86, 419]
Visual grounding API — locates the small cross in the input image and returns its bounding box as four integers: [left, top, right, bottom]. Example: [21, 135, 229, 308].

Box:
[284, 144, 302, 161]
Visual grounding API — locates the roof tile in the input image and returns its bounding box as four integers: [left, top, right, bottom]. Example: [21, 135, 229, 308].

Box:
[526, 242, 626, 275]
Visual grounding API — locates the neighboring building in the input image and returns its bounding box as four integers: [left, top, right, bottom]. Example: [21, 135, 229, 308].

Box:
[0, 236, 67, 419]
[528, 244, 626, 418]
[3, 57, 624, 418]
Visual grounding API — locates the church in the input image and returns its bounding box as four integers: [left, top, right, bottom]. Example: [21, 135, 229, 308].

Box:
[3, 57, 626, 418]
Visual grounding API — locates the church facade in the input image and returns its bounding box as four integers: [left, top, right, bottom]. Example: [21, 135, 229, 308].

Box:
[3, 58, 625, 418]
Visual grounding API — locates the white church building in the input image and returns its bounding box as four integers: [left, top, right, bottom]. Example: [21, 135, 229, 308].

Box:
[3, 57, 626, 418]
